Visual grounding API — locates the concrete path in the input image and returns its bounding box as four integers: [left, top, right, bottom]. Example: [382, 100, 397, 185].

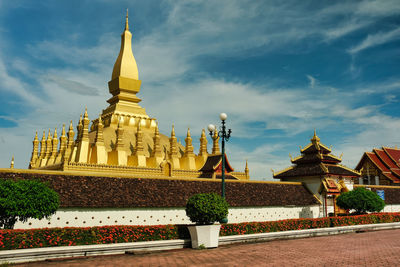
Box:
[17, 229, 400, 266]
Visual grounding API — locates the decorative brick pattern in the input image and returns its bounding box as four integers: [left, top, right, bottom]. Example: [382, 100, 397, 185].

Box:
[0, 172, 318, 208]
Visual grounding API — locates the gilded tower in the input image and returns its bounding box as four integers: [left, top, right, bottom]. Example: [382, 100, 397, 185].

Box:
[27, 12, 249, 180]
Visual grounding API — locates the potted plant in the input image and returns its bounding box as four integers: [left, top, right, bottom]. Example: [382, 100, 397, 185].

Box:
[185, 192, 229, 249]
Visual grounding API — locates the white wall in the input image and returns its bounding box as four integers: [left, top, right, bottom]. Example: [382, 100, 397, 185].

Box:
[13, 205, 321, 229]
[383, 204, 400, 213]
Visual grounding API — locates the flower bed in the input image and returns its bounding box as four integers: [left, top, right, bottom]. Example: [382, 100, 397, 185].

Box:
[0, 225, 188, 250]
[1, 213, 400, 250]
[330, 212, 400, 227]
[220, 217, 330, 236]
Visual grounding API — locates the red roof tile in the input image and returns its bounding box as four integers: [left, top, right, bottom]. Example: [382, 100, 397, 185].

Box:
[366, 152, 391, 172]
[374, 149, 399, 170]
[359, 149, 400, 183]
[383, 147, 400, 167]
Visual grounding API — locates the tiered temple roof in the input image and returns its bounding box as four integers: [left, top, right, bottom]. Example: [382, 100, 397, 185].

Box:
[27, 12, 249, 181]
[273, 131, 359, 179]
[355, 147, 400, 184]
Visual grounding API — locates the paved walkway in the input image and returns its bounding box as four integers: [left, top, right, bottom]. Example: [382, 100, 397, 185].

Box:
[18, 229, 400, 266]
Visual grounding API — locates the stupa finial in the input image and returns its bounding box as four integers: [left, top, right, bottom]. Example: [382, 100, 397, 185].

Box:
[61, 124, 66, 136]
[171, 124, 175, 137]
[311, 128, 320, 143]
[111, 10, 138, 80]
[125, 8, 129, 31]
[10, 155, 14, 169]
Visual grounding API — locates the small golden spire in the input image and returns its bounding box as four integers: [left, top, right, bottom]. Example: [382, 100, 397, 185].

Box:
[151, 123, 162, 157]
[47, 129, 52, 141]
[135, 120, 144, 154]
[125, 8, 129, 31]
[311, 129, 320, 143]
[199, 128, 208, 156]
[184, 128, 194, 155]
[53, 128, 58, 139]
[171, 124, 176, 137]
[84, 106, 88, 119]
[212, 130, 220, 154]
[95, 115, 104, 145]
[61, 124, 66, 137]
[69, 120, 73, 131]
[10, 155, 14, 169]
[115, 119, 125, 150]
[169, 124, 178, 157]
[34, 131, 38, 141]
[245, 160, 249, 172]
[98, 115, 103, 126]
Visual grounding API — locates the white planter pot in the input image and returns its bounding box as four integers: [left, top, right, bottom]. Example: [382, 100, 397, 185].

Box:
[187, 224, 221, 249]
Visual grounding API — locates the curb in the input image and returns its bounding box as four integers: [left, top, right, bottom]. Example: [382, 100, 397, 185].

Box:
[1, 222, 400, 264]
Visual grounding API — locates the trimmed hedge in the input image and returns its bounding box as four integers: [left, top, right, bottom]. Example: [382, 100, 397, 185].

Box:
[330, 213, 400, 227]
[1, 213, 400, 250]
[220, 217, 330, 236]
[0, 225, 189, 250]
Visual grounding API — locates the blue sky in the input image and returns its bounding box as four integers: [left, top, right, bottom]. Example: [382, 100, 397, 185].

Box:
[0, 0, 399, 180]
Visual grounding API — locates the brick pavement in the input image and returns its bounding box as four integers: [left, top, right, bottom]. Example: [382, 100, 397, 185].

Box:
[17, 229, 400, 266]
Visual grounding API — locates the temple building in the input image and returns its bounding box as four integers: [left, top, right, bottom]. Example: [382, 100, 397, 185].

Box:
[355, 147, 400, 186]
[27, 13, 249, 181]
[272, 131, 360, 216]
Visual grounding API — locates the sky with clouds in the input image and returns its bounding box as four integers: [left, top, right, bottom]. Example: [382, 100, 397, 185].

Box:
[0, 0, 399, 180]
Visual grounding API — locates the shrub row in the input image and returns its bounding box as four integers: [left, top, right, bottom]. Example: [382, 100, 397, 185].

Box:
[330, 212, 400, 227]
[0, 225, 189, 250]
[220, 217, 330, 236]
[1, 213, 400, 250]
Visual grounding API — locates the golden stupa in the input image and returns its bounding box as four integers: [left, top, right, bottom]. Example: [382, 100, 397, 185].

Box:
[28, 12, 249, 180]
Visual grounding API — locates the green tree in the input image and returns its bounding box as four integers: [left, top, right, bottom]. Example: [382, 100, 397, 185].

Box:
[0, 179, 59, 229]
[185, 193, 229, 225]
[336, 187, 385, 214]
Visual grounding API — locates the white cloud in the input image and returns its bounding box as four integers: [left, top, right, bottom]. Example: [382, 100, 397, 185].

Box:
[306, 75, 316, 89]
[348, 28, 400, 54]
[1, 0, 400, 181]
[0, 56, 43, 106]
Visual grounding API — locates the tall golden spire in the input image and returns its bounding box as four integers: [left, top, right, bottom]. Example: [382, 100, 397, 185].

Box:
[103, 11, 148, 118]
[111, 10, 138, 80]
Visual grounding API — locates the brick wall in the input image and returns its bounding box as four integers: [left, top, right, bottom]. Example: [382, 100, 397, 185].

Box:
[0, 171, 318, 208]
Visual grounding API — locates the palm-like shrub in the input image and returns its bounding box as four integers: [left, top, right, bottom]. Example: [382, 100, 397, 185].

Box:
[336, 187, 385, 214]
[185, 193, 229, 225]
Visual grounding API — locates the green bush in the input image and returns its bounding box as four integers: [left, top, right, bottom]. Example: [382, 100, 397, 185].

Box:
[185, 193, 229, 225]
[0, 179, 59, 229]
[336, 187, 385, 214]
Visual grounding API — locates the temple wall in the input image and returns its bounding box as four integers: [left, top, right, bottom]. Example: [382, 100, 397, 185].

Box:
[0, 169, 318, 208]
[13, 205, 320, 229]
[1, 168, 321, 229]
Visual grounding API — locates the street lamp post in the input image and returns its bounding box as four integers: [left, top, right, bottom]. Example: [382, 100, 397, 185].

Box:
[208, 113, 232, 199]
